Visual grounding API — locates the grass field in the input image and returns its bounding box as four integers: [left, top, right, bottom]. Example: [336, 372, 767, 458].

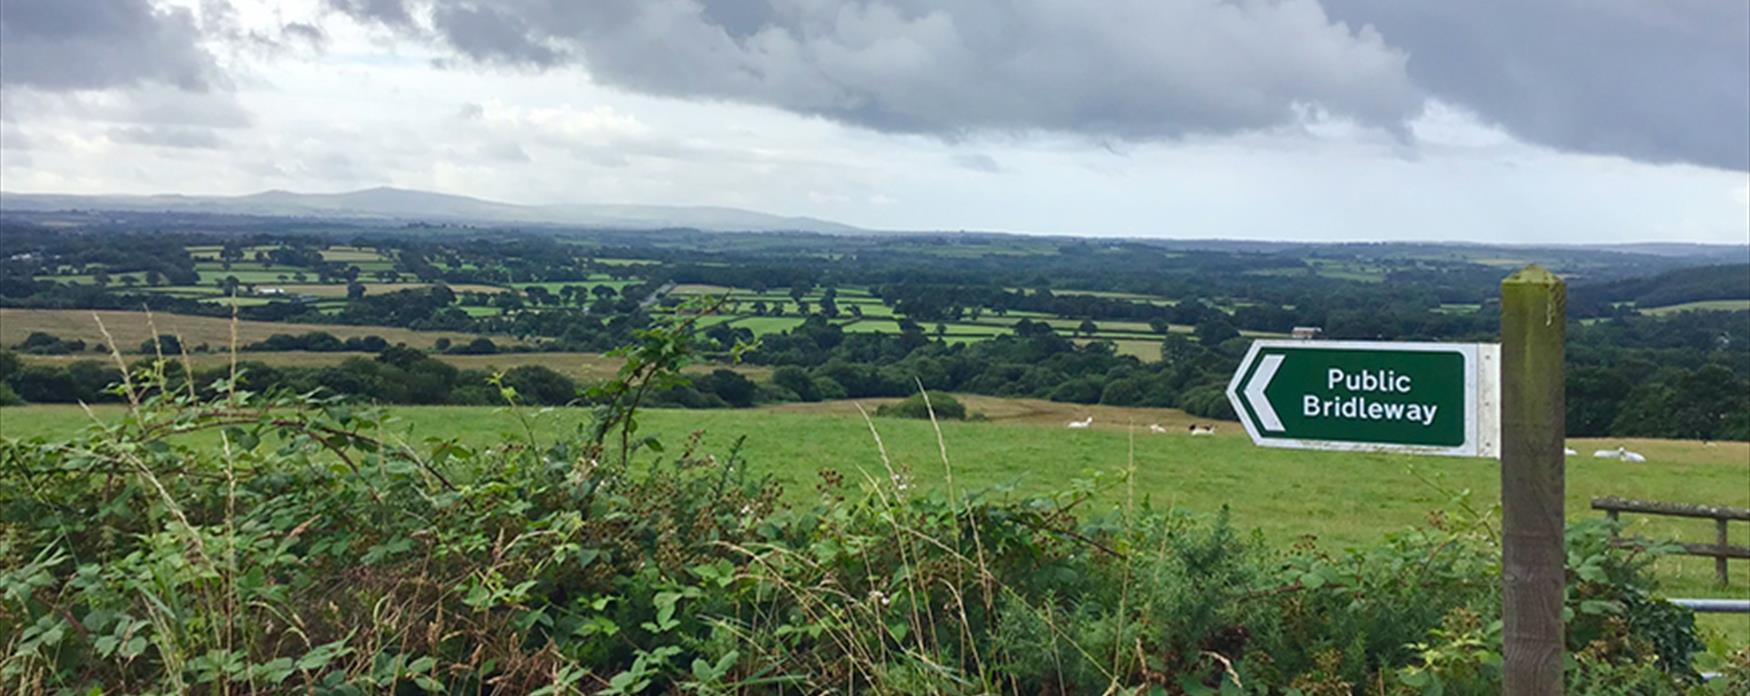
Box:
[0, 309, 506, 352]
[1640, 299, 1750, 315]
[20, 350, 769, 382]
[4, 397, 1744, 624]
[319, 246, 389, 262]
[728, 316, 809, 334]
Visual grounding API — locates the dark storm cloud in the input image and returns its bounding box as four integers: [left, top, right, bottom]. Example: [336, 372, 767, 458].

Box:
[1323, 0, 1749, 171]
[430, 3, 563, 67]
[322, 0, 1748, 172]
[0, 0, 221, 91]
[328, 0, 1421, 139]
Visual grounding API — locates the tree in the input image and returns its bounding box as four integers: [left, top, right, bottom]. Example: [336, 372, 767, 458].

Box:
[1195, 317, 1238, 346]
[1078, 319, 1098, 337]
[347, 281, 367, 300]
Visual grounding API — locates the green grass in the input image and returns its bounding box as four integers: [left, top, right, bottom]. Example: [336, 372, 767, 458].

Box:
[728, 316, 808, 334]
[319, 246, 388, 263]
[1639, 300, 1750, 316]
[511, 277, 639, 292]
[195, 268, 325, 284]
[841, 319, 904, 333]
[2, 403, 1742, 577]
[4, 402, 1745, 642]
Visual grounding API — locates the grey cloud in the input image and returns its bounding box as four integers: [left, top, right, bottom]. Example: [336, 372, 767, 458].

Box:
[952, 153, 1001, 173]
[325, 0, 415, 28]
[0, 0, 222, 91]
[328, 0, 1421, 140]
[109, 125, 226, 149]
[431, 4, 563, 66]
[1323, 0, 1749, 171]
[323, 0, 1747, 172]
[282, 22, 326, 49]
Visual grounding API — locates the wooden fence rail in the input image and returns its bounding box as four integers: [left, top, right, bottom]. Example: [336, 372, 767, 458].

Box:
[1591, 496, 1750, 587]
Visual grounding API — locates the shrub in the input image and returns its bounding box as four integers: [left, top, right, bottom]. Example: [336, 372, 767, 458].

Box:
[13, 331, 86, 355]
[0, 318, 1708, 694]
[876, 391, 967, 420]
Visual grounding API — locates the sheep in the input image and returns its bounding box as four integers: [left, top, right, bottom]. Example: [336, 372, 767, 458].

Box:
[1147, 424, 1169, 434]
[1067, 417, 1093, 429]
[1564, 447, 1578, 456]
[1189, 424, 1216, 436]
[1592, 446, 1648, 463]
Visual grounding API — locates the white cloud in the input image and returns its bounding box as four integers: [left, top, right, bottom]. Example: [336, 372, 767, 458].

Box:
[0, 0, 1744, 245]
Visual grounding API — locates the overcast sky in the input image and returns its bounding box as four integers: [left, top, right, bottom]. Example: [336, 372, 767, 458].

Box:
[2, 0, 1746, 243]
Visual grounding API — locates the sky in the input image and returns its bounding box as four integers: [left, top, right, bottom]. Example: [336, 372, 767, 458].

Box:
[1, 0, 1747, 244]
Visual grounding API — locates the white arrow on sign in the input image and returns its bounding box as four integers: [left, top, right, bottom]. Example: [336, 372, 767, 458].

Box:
[1245, 354, 1285, 431]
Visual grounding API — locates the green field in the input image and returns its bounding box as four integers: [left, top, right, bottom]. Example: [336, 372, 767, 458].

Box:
[728, 316, 809, 334]
[319, 246, 389, 262]
[5, 400, 1744, 617]
[1640, 299, 1750, 315]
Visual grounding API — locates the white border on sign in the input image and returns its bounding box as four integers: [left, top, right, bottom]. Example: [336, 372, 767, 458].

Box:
[1225, 340, 1499, 458]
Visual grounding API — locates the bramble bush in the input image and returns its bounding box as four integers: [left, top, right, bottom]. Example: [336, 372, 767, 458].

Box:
[2, 312, 1742, 694]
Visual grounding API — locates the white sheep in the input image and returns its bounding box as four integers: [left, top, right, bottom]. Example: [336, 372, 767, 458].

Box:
[1147, 424, 1169, 434]
[1592, 446, 1648, 463]
[1067, 417, 1093, 429]
[1189, 424, 1216, 436]
[1564, 447, 1578, 456]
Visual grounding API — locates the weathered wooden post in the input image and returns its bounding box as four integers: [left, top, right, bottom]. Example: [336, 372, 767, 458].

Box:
[1718, 518, 1731, 588]
[1500, 265, 1567, 695]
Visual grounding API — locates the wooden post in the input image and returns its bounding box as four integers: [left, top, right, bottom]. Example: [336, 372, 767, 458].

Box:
[1719, 518, 1731, 588]
[1500, 265, 1566, 695]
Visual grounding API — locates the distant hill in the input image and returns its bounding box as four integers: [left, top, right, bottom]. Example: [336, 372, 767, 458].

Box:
[1571, 263, 1750, 313]
[0, 187, 864, 234]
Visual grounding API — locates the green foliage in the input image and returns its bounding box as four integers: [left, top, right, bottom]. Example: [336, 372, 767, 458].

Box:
[0, 322, 1713, 694]
[875, 392, 967, 420]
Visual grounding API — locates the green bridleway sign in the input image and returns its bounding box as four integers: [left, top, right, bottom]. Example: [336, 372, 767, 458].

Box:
[1226, 340, 1500, 457]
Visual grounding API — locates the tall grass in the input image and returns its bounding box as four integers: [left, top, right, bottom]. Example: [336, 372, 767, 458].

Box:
[0, 311, 1742, 694]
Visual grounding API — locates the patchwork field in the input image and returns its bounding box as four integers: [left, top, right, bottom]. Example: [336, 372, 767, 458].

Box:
[1640, 299, 1750, 315]
[17, 350, 771, 382]
[0, 309, 505, 352]
[666, 284, 1295, 351]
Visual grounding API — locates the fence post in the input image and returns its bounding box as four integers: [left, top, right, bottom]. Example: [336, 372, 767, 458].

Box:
[1719, 519, 1731, 588]
[1500, 265, 1566, 696]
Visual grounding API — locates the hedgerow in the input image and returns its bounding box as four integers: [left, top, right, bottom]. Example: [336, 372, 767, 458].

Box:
[2, 313, 1742, 694]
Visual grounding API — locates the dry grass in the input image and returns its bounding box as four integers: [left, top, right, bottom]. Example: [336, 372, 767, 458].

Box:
[18, 349, 771, 381]
[0, 309, 510, 353]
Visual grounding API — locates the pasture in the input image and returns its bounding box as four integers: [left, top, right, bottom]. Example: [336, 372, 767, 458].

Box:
[1641, 299, 1750, 315]
[6, 397, 1744, 625]
[668, 283, 1293, 352]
